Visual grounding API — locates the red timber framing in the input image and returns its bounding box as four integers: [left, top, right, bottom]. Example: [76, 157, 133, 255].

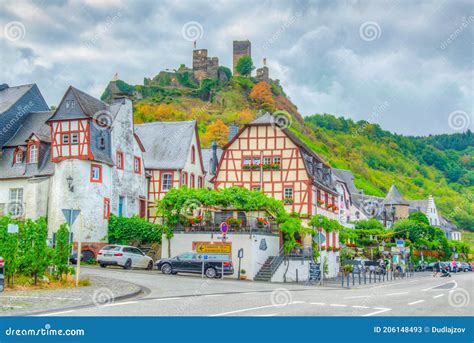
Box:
[147, 169, 180, 223]
[213, 124, 338, 217]
[50, 119, 93, 162]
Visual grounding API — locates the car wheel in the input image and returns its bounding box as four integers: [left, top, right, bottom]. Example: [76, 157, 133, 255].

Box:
[123, 259, 132, 270]
[146, 261, 153, 270]
[205, 267, 217, 278]
[161, 263, 172, 275]
[100, 264, 106, 268]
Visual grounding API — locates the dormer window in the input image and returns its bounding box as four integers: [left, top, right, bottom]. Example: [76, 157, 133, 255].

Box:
[27, 142, 39, 164]
[14, 149, 22, 164]
[65, 100, 75, 109]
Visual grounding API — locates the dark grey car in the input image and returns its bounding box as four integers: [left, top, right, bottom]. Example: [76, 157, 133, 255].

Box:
[156, 252, 234, 278]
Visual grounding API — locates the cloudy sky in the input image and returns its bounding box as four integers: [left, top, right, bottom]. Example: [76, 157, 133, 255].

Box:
[1, 0, 472, 135]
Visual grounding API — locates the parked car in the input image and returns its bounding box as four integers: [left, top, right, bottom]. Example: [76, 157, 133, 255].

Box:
[344, 260, 365, 273]
[69, 250, 95, 264]
[97, 245, 154, 270]
[458, 262, 472, 272]
[425, 262, 435, 271]
[156, 252, 234, 278]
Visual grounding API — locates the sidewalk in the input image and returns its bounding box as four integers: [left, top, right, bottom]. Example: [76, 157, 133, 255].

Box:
[0, 275, 143, 316]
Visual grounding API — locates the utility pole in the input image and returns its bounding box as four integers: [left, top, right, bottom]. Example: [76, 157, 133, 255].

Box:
[75, 212, 83, 287]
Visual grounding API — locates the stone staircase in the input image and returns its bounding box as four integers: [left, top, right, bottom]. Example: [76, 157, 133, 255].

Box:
[254, 249, 285, 281]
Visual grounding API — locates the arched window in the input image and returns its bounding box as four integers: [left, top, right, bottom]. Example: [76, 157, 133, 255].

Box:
[191, 145, 196, 164]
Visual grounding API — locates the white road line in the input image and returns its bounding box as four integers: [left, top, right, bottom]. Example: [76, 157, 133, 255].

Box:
[203, 294, 223, 297]
[433, 294, 444, 299]
[386, 292, 408, 296]
[210, 304, 276, 316]
[37, 310, 75, 316]
[363, 308, 391, 316]
[421, 281, 456, 292]
[289, 301, 305, 304]
[153, 297, 180, 301]
[352, 305, 370, 309]
[310, 302, 326, 305]
[408, 300, 425, 305]
[329, 304, 348, 307]
[344, 295, 371, 299]
[255, 313, 277, 317]
[103, 301, 137, 307]
[242, 292, 257, 295]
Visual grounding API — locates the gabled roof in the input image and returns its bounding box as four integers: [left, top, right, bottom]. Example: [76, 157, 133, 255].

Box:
[3, 112, 52, 147]
[0, 84, 34, 114]
[407, 200, 429, 213]
[384, 185, 408, 205]
[332, 168, 360, 195]
[135, 121, 203, 171]
[201, 147, 223, 174]
[0, 142, 54, 180]
[48, 86, 107, 121]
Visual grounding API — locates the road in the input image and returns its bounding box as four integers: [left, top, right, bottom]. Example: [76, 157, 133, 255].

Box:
[38, 267, 473, 317]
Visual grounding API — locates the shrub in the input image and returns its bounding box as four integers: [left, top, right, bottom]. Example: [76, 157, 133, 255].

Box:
[108, 214, 162, 245]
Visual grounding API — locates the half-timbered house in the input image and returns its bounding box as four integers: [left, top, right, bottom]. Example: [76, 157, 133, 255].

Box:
[134, 121, 206, 223]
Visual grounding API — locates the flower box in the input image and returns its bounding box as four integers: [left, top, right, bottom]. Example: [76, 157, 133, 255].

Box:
[284, 197, 294, 205]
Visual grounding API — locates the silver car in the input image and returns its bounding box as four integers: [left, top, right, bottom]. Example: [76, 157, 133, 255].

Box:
[97, 245, 154, 270]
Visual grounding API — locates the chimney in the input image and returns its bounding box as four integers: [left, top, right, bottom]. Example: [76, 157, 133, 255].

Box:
[211, 141, 218, 175]
[228, 124, 239, 142]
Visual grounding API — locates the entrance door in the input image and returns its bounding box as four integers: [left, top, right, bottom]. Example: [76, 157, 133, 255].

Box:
[118, 196, 125, 217]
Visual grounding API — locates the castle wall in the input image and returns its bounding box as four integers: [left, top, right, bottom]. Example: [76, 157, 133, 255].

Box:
[233, 40, 251, 75]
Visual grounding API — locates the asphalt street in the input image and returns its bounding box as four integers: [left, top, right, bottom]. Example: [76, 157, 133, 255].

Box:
[37, 267, 473, 317]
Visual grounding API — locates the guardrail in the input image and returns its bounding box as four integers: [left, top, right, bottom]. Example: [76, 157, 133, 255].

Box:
[339, 268, 416, 288]
[173, 224, 279, 234]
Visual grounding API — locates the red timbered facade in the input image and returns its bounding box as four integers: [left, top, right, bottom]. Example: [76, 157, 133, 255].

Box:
[50, 119, 92, 162]
[213, 114, 338, 220]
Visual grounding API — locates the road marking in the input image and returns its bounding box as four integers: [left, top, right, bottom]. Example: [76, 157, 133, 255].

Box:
[433, 294, 444, 299]
[37, 310, 75, 316]
[153, 297, 180, 301]
[421, 281, 456, 292]
[289, 301, 305, 304]
[310, 302, 326, 305]
[408, 300, 425, 305]
[363, 308, 391, 316]
[386, 292, 408, 296]
[210, 304, 276, 316]
[203, 294, 223, 298]
[242, 292, 257, 295]
[103, 301, 137, 307]
[352, 305, 370, 309]
[344, 295, 371, 299]
[329, 304, 348, 307]
[255, 313, 277, 317]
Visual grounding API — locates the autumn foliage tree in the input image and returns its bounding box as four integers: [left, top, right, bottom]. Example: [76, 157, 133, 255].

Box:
[250, 81, 275, 112]
[201, 119, 229, 147]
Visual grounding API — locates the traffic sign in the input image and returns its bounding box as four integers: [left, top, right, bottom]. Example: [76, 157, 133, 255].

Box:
[396, 239, 404, 248]
[7, 224, 18, 234]
[62, 209, 81, 227]
[220, 222, 228, 233]
[0, 257, 4, 267]
[313, 232, 326, 245]
[196, 243, 231, 254]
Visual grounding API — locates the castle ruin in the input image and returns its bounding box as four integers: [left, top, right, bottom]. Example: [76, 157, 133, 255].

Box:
[192, 49, 219, 81]
[233, 40, 251, 75]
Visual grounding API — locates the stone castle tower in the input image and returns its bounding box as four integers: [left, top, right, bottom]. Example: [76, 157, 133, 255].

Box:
[233, 40, 251, 75]
[192, 49, 219, 81]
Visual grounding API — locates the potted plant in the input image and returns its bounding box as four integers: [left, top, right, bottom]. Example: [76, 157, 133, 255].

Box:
[227, 217, 242, 228]
[240, 269, 247, 280]
[256, 217, 268, 228]
[271, 163, 281, 170]
[284, 197, 294, 205]
[317, 200, 324, 206]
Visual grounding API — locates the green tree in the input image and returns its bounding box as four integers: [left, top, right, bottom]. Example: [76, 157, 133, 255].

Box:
[0, 217, 19, 286]
[408, 212, 430, 226]
[20, 218, 50, 285]
[53, 223, 71, 281]
[354, 219, 385, 230]
[236, 56, 254, 77]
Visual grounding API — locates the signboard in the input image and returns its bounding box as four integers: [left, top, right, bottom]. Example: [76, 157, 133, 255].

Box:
[309, 262, 321, 281]
[197, 254, 229, 262]
[195, 243, 231, 254]
[313, 233, 326, 245]
[259, 238, 267, 251]
[392, 255, 399, 264]
[396, 239, 404, 248]
[62, 209, 81, 227]
[238, 248, 244, 259]
[7, 224, 18, 234]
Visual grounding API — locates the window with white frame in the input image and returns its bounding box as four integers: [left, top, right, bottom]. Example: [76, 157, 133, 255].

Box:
[62, 134, 70, 144]
[273, 156, 281, 164]
[9, 188, 23, 216]
[15, 151, 22, 164]
[71, 132, 79, 144]
[28, 144, 38, 163]
[284, 187, 293, 199]
[263, 157, 271, 165]
[162, 173, 173, 191]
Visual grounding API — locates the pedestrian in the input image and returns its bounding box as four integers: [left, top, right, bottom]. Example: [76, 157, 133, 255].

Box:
[452, 259, 457, 273]
[433, 260, 440, 277]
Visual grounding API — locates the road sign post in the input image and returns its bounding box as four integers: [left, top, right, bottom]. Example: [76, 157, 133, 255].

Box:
[313, 231, 326, 285]
[237, 248, 244, 280]
[75, 213, 83, 287]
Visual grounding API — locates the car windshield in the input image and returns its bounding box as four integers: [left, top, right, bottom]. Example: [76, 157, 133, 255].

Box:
[102, 246, 121, 251]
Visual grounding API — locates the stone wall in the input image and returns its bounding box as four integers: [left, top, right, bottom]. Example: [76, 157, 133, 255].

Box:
[192, 49, 219, 81]
[233, 40, 251, 75]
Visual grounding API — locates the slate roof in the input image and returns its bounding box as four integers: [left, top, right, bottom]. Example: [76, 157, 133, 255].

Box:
[0, 84, 34, 114]
[407, 200, 429, 213]
[332, 168, 360, 194]
[201, 147, 223, 174]
[384, 185, 408, 205]
[3, 112, 52, 147]
[250, 112, 274, 125]
[134, 121, 196, 170]
[439, 215, 459, 232]
[49, 86, 107, 121]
